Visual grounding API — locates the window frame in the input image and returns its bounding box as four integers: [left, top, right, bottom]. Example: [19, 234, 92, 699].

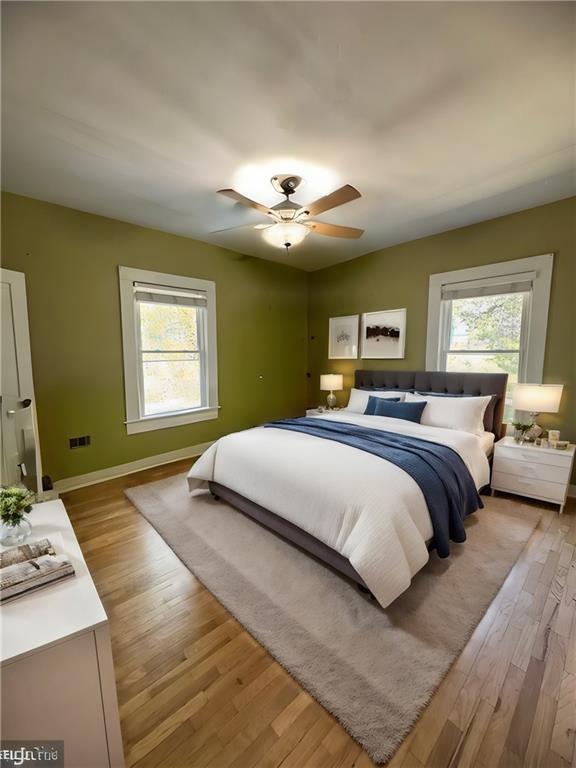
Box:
[426, 254, 553, 384]
[119, 266, 219, 434]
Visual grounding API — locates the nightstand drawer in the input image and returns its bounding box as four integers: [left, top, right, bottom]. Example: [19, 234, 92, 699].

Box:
[495, 444, 573, 468]
[492, 471, 567, 503]
[495, 457, 571, 484]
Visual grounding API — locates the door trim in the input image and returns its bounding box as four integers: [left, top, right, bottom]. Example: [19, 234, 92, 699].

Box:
[1, 268, 43, 494]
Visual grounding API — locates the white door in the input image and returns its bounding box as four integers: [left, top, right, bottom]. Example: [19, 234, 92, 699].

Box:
[0, 269, 42, 492]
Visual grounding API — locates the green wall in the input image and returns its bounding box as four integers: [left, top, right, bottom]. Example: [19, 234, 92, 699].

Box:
[1, 193, 309, 481]
[3, 192, 574, 485]
[308, 197, 575, 448]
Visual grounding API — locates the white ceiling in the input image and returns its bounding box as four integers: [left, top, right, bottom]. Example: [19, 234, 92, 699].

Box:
[2, 2, 574, 271]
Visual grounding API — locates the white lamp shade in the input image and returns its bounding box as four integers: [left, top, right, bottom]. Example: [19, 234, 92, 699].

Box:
[262, 222, 310, 249]
[512, 383, 563, 413]
[320, 374, 343, 392]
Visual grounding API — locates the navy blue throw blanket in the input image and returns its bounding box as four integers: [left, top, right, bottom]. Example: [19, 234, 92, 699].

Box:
[265, 418, 483, 557]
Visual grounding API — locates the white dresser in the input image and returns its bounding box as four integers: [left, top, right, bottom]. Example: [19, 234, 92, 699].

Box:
[492, 436, 575, 513]
[1, 500, 124, 767]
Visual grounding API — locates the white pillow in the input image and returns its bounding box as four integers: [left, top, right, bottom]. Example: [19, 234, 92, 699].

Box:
[404, 392, 491, 436]
[345, 388, 407, 414]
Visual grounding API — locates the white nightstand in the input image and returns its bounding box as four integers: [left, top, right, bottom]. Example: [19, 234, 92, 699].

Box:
[306, 408, 342, 417]
[492, 436, 575, 514]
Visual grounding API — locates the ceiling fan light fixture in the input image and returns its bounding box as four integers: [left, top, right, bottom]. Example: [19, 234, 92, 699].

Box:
[270, 199, 301, 220]
[262, 222, 310, 249]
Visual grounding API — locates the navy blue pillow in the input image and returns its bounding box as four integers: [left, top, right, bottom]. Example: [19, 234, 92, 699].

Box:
[368, 398, 427, 423]
[364, 395, 401, 415]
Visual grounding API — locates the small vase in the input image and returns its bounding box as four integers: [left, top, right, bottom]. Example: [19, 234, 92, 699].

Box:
[0, 518, 32, 547]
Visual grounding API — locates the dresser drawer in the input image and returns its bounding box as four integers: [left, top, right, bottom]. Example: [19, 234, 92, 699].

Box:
[495, 444, 573, 468]
[495, 457, 571, 484]
[492, 471, 567, 503]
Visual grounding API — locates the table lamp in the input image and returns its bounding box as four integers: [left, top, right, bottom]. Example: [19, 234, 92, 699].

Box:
[512, 383, 563, 438]
[320, 374, 343, 409]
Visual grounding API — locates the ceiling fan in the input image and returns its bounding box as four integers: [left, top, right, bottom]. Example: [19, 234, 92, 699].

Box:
[217, 174, 364, 252]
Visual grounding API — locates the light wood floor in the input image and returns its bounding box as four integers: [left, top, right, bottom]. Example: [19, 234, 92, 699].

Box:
[62, 462, 576, 768]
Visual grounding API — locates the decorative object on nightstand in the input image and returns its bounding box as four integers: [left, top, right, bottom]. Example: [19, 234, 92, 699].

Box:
[320, 374, 343, 409]
[511, 420, 532, 444]
[492, 436, 575, 514]
[511, 383, 564, 440]
[548, 430, 560, 446]
[0, 487, 35, 546]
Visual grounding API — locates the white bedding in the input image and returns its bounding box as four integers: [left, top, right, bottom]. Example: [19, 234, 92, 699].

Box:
[187, 411, 490, 608]
[478, 430, 495, 456]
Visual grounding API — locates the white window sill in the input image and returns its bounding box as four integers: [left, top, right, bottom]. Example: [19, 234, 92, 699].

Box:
[125, 406, 219, 434]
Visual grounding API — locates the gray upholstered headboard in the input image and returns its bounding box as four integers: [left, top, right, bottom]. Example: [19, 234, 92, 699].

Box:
[354, 370, 508, 439]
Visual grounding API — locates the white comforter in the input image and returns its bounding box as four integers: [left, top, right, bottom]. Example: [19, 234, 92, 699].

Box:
[187, 411, 490, 608]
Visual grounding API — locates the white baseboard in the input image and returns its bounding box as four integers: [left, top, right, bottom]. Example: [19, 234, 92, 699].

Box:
[53, 441, 213, 494]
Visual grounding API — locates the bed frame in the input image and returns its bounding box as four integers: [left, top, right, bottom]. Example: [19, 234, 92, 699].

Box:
[209, 370, 508, 592]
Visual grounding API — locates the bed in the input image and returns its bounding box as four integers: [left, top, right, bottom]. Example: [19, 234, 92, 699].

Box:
[188, 370, 508, 607]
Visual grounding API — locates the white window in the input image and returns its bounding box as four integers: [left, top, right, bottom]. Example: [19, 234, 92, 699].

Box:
[119, 267, 218, 434]
[426, 254, 553, 419]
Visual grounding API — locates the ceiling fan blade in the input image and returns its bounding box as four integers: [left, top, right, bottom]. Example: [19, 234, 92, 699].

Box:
[302, 185, 361, 217]
[308, 221, 364, 239]
[211, 223, 255, 234]
[211, 221, 275, 234]
[217, 188, 271, 216]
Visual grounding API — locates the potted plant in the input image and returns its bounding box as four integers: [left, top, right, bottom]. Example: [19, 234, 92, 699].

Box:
[511, 420, 532, 444]
[0, 486, 35, 547]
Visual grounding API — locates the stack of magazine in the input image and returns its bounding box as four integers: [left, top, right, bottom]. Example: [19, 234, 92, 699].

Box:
[0, 538, 75, 603]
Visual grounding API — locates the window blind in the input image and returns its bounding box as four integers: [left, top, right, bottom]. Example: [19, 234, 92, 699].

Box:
[440, 271, 536, 301]
[133, 281, 207, 308]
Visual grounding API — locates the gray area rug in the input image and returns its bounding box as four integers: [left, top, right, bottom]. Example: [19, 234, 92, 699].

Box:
[125, 475, 542, 763]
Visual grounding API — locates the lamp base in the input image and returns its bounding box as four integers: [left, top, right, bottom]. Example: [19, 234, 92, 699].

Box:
[326, 391, 337, 409]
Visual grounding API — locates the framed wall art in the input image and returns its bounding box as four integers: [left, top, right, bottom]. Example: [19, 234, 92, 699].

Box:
[328, 315, 359, 359]
[361, 308, 406, 359]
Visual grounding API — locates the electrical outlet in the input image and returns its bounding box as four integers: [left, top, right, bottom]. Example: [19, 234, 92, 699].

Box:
[69, 435, 91, 449]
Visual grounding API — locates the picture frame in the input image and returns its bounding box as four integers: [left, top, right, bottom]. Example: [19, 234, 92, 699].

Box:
[361, 308, 407, 359]
[328, 314, 359, 360]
